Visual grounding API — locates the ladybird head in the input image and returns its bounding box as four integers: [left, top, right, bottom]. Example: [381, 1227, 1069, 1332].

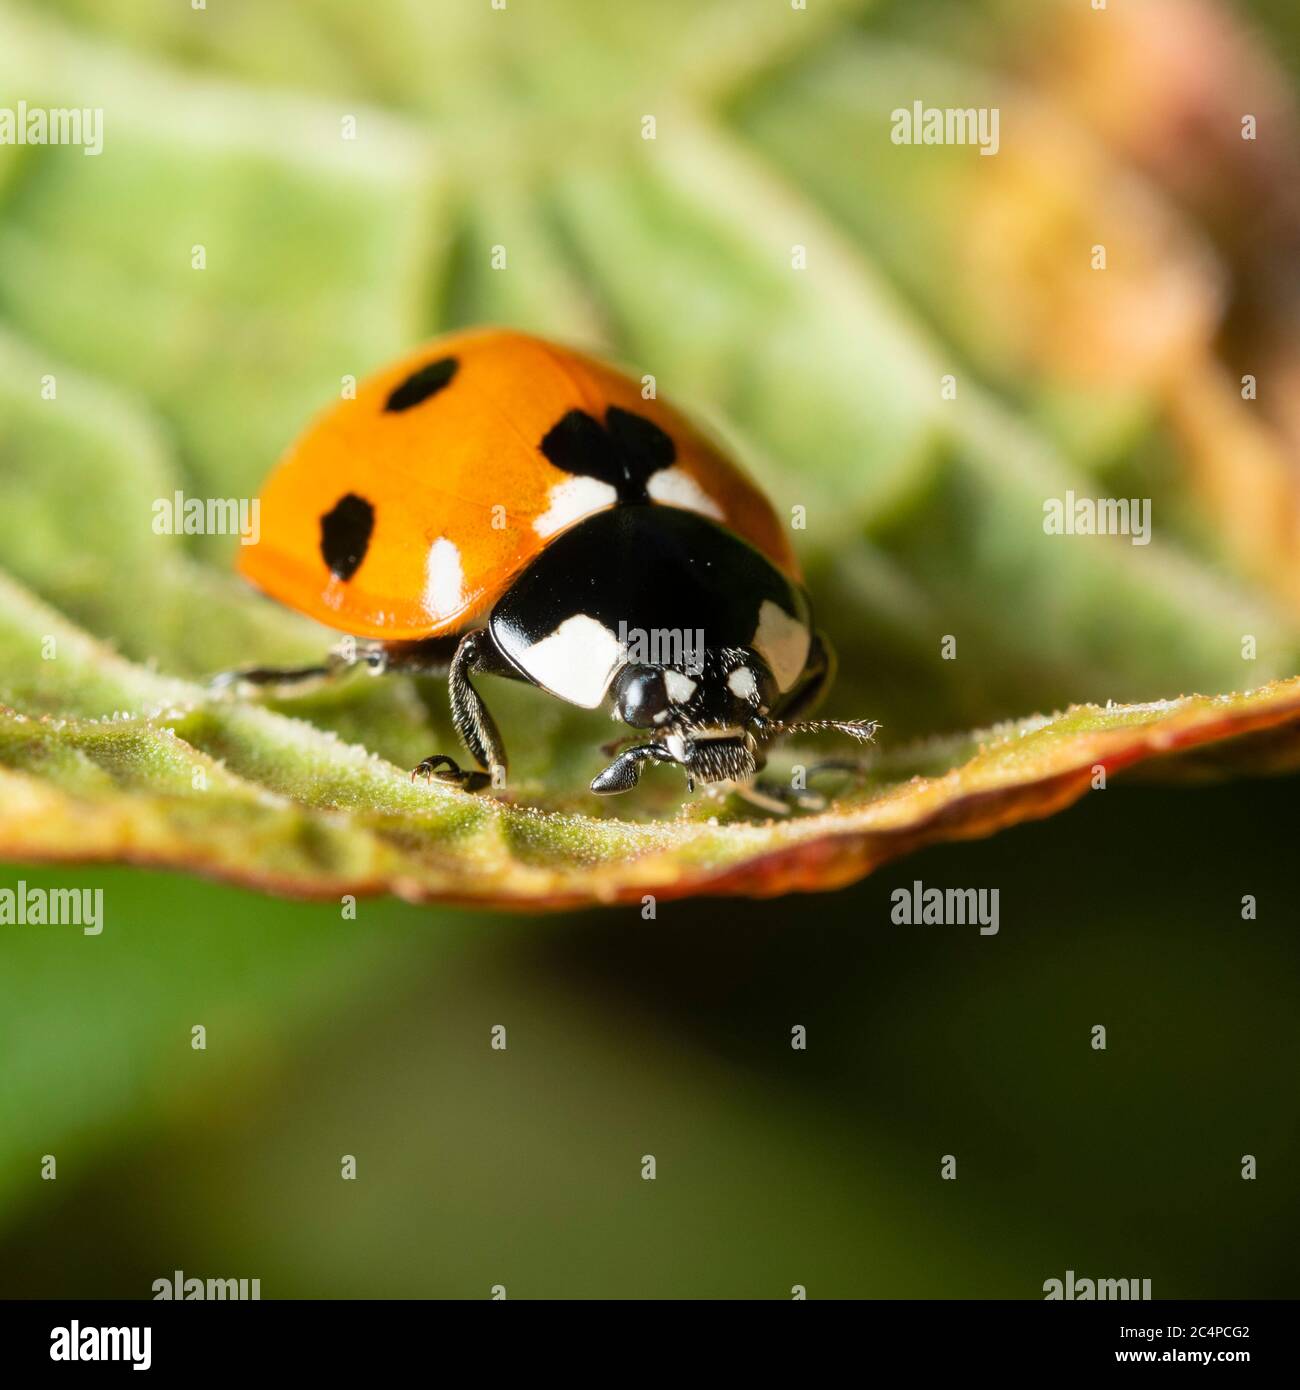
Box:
[612, 647, 777, 734]
[593, 646, 878, 795]
[592, 648, 775, 792]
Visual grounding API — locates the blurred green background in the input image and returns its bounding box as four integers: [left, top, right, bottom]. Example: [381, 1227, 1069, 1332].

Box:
[0, 0, 1298, 1297]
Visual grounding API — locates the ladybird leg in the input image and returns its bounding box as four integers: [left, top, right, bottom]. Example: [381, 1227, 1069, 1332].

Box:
[412, 629, 509, 791]
[744, 757, 868, 816]
[373, 634, 462, 677]
[590, 742, 677, 794]
[751, 780, 832, 814]
[410, 754, 493, 793]
[207, 662, 333, 693]
[206, 640, 386, 695]
[735, 781, 797, 816]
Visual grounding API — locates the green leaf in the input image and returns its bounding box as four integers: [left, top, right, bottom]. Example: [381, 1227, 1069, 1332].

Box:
[0, 0, 1296, 907]
[0, 2, 445, 523]
[4, 568, 1299, 906]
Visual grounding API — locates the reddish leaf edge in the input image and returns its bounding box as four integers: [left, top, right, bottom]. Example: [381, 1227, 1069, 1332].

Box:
[2, 679, 1298, 910]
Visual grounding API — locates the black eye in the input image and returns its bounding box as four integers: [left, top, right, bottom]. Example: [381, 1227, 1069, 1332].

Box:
[614, 668, 667, 728]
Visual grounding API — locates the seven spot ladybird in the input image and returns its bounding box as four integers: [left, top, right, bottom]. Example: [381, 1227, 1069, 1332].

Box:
[221, 328, 876, 805]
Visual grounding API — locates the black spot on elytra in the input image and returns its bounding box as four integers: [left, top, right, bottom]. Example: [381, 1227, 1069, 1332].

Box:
[320, 493, 374, 581]
[606, 406, 676, 481]
[539, 411, 622, 490]
[384, 355, 459, 412]
[539, 407, 675, 502]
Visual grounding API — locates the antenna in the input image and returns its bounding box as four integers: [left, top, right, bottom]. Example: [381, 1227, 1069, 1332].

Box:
[757, 717, 880, 744]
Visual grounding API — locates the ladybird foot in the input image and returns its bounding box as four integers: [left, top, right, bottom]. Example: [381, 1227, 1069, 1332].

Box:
[206, 670, 243, 696]
[206, 662, 334, 697]
[736, 779, 836, 817]
[410, 755, 493, 792]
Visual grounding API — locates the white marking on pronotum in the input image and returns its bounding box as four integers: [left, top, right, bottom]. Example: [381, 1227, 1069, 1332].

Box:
[423, 537, 464, 620]
[533, 476, 618, 537]
[646, 467, 724, 521]
[664, 670, 697, 704]
[520, 615, 624, 708]
[727, 666, 758, 700]
[752, 600, 810, 692]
